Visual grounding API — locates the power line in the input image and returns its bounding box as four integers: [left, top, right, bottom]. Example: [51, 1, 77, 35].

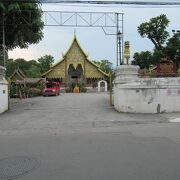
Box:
[42, 1, 180, 6]
[46, 4, 180, 8]
[1, 0, 180, 6]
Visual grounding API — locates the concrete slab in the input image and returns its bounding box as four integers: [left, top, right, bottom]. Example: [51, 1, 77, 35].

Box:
[0, 93, 180, 180]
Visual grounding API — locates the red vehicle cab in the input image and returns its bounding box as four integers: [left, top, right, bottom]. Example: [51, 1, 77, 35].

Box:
[43, 81, 60, 96]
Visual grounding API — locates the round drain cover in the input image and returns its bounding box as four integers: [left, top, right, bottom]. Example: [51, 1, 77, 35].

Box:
[0, 156, 40, 179]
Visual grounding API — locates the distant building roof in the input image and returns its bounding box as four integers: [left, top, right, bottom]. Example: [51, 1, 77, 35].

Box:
[15, 78, 46, 85]
[10, 68, 27, 82]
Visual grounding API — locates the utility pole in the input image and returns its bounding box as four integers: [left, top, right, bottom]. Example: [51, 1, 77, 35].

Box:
[2, 14, 6, 67]
[116, 13, 119, 66]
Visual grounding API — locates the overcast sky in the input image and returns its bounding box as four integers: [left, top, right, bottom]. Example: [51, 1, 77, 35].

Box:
[9, 2, 180, 66]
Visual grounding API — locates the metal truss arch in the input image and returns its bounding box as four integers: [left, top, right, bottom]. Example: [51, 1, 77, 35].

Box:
[43, 11, 124, 66]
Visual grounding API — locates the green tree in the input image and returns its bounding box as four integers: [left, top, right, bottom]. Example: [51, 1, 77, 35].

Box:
[132, 51, 152, 69]
[6, 58, 42, 78]
[92, 59, 113, 74]
[38, 55, 54, 73]
[151, 49, 163, 65]
[5, 58, 29, 77]
[138, 14, 169, 51]
[135, 15, 180, 69]
[14, 58, 30, 73]
[164, 31, 180, 65]
[27, 64, 41, 77]
[0, 1, 44, 65]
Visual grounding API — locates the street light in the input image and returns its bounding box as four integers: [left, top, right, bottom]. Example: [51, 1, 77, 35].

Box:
[117, 30, 122, 65]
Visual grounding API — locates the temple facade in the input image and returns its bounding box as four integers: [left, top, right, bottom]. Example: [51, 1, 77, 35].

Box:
[42, 35, 109, 88]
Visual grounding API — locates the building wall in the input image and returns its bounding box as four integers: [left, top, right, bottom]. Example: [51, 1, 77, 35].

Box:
[85, 60, 106, 78]
[0, 66, 8, 114]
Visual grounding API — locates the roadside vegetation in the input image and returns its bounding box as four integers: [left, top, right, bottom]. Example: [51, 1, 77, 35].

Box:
[6, 55, 54, 78]
[132, 14, 180, 69]
[0, 0, 44, 66]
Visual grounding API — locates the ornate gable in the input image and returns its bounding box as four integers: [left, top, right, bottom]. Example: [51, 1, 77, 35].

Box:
[10, 69, 27, 83]
[65, 35, 86, 70]
[42, 34, 109, 80]
[85, 60, 108, 78]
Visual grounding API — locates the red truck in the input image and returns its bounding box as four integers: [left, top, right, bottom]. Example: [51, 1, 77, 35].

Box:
[43, 81, 60, 96]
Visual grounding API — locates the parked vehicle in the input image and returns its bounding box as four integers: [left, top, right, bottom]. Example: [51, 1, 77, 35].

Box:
[43, 81, 60, 96]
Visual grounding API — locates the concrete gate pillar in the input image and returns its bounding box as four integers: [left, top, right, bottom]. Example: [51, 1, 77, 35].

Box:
[0, 66, 8, 114]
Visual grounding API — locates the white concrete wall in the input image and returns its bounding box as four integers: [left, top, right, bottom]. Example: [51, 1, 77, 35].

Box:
[113, 65, 180, 113]
[0, 66, 8, 114]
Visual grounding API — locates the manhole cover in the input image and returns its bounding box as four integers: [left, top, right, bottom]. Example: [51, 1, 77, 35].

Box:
[0, 156, 40, 179]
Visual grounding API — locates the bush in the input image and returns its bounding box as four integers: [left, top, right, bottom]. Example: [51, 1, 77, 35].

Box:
[80, 87, 87, 93]
[10, 84, 20, 98]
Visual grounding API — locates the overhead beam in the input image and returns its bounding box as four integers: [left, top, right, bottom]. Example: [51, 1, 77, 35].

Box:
[1, 0, 180, 6]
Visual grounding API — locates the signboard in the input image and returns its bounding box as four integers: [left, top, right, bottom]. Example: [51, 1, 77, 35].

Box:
[156, 63, 177, 76]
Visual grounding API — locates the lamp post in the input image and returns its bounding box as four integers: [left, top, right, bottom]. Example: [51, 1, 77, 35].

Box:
[117, 30, 122, 65]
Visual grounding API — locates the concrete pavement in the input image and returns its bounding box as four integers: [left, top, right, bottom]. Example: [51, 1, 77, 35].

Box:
[0, 93, 180, 180]
[0, 93, 172, 136]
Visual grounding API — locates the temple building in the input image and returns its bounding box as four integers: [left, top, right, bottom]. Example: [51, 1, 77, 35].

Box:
[42, 35, 109, 88]
[9, 68, 27, 84]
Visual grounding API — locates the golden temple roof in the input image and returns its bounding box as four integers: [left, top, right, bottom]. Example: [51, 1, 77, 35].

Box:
[42, 35, 109, 78]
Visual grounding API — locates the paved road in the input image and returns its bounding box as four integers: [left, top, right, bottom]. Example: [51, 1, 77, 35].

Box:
[0, 93, 180, 180]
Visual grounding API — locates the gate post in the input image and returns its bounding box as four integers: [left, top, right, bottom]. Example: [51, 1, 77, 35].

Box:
[0, 66, 8, 113]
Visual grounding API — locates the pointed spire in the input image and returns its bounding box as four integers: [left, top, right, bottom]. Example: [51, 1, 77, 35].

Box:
[74, 29, 76, 38]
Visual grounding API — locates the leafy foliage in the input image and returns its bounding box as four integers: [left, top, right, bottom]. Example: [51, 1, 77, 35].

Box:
[0, 1, 44, 50]
[92, 59, 113, 74]
[164, 31, 180, 64]
[138, 14, 169, 51]
[6, 58, 28, 77]
[135, 14, 180, 69]
[38, 55, 54, 73]
[26, 64, 41, 77]
[6, 55, 54, 78]
[132, 51, 152, 69]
